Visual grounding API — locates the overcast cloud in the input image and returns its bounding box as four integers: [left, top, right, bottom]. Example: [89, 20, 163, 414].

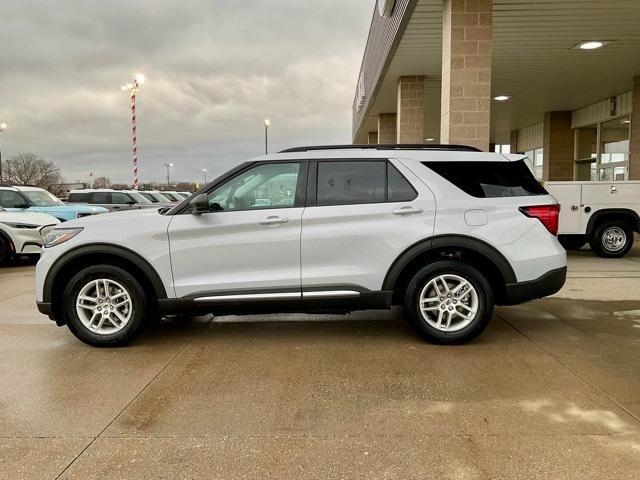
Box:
[0, 0, 372, 184]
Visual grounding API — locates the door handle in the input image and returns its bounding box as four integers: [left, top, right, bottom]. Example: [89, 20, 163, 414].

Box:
[393, 206, 423, 216]
[259, 215, 289, 225]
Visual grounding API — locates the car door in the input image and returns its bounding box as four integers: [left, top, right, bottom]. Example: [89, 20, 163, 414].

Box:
[301, 158, 436, 293]
[167, 161, 307, 298]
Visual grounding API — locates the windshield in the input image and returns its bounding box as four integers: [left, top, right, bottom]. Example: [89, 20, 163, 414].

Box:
[151, 193, 172, 202]
[163, 192, 181, 202]
[139, 192, 158, 203]
[126, 191, 152, 204]
[21, 190, 65, 207]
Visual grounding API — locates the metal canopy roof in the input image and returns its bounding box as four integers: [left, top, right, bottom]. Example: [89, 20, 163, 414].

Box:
[353, 0, 640, 144]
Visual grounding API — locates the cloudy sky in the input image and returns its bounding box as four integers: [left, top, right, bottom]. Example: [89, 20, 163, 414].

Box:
[0, 0, 373, 185]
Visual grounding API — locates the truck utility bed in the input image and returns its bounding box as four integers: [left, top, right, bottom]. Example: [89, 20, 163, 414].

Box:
[545, 181, 640, 258]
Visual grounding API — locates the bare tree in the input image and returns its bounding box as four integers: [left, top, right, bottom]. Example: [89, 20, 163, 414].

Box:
[3, 153, 63, 190]
[93, 176, 111, 189]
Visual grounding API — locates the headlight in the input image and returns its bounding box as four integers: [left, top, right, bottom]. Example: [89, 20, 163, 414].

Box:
[0, 221, 40, 229]
[43, 227, 83, 248]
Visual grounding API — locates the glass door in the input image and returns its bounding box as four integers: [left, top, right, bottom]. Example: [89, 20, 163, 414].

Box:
[598, 116, 630, 181]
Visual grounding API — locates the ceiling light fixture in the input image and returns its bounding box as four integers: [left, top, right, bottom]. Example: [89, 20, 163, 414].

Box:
[425, 138, 435, 142]
[574, 40, 608, 50]
[493, 95, 511, 101]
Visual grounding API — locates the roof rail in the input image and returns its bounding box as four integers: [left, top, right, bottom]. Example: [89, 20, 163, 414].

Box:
[279, 144, 481, 153]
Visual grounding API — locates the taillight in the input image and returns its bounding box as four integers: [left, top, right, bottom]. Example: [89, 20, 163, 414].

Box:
[519, 204, 560, 236]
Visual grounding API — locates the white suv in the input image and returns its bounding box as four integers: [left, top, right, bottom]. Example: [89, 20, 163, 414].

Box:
[35, 145, 566, 347]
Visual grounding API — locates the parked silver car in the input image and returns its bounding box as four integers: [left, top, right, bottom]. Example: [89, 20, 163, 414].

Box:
[66, 189, 158, 212]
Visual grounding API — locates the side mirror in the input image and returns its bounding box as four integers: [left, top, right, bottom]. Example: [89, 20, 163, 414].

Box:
[189, 194, 210, 215]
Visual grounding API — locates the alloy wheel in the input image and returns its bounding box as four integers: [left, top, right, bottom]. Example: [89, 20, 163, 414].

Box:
[75, 279, 133, 335]
[419, 274, 479, 332]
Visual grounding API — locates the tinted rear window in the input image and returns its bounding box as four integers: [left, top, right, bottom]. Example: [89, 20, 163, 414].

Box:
[423, 160, 547, 198]
[68, 193, 89, 202]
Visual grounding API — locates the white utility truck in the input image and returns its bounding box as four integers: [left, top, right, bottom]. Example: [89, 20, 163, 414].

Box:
[546, 181, 640, 258]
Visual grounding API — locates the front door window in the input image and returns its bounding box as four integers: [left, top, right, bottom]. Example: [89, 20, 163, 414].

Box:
[207, 162, 300, 211]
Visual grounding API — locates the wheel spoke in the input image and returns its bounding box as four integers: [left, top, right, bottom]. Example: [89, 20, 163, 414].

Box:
[112, 309, 127, 325]
[458, 302, 474, 312]
[445, 311, 453, 330]
[452, 281, 468, 295]
[88, 311, 100, 329]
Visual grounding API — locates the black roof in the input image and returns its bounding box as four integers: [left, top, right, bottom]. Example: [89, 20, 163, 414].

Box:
[279, 144, 481, 153]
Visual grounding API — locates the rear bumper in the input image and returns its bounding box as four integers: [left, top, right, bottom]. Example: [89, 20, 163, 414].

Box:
[503, 266, 566, 305]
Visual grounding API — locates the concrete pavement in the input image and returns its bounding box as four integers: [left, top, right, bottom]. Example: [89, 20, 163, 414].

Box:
[1, 244, 640, 479]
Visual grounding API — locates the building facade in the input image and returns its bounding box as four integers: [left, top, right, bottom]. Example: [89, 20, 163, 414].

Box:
[353, 0, 640, 181]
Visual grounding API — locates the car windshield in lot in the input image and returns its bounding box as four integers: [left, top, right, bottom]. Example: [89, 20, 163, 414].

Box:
[152, 193, 173, 202]
[21, 190, 65, 206]
[162, 192, 182, 202]
[126, 191, 152, 204]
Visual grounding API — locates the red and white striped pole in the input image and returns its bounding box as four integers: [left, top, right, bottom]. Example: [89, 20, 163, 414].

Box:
[122, 74, 145, 189]
[130, 90, 138, 189]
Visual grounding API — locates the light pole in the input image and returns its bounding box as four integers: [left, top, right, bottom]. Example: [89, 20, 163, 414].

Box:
[264, 119, 270, 154]
[121, 73, 145, 189]
[0, 122, 7, 183]
[202, 168, 208, 185]
[164, 163, 173, 186]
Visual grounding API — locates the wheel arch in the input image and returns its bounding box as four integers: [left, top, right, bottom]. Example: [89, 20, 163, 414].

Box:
[586, 208, 640, 236]
[44, 244, 167, 321]
[383, 235, 516, 306]
[0, 229, 16, 258]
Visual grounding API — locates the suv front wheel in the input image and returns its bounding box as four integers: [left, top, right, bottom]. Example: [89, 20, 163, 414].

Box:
[404, 260, 494, 344]
[62, 264, 150, 346]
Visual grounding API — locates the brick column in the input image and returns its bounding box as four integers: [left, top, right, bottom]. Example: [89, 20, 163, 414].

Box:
[543, 111, 574, 181]
[440, 0, 492, 151]
[397, 76, 426, 143]
[378, 113, 397, 144]
[630, 76, 640, 180]
[367, 131, 378, 145]
[510, 130, 519, 153]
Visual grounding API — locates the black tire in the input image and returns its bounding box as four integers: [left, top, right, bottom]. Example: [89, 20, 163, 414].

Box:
[62, 264, 150, 347]
[0, 236, 10, 264]
[404, 260, 494, 345]
[590, 220, 634, 258]
[558, 234, 587, 251]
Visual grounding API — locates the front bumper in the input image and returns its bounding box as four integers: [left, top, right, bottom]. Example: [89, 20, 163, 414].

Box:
[503, 266, 567, 305]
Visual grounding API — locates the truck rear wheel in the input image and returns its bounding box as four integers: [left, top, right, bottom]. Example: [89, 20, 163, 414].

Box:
[591, 220, 634, 258]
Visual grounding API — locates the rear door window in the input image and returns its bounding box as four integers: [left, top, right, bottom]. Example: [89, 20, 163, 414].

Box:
[423, 160, 547, 198]
[68, 193, 89, 202]
[91, 192, 111, 204]
[316, 161, 386, 206]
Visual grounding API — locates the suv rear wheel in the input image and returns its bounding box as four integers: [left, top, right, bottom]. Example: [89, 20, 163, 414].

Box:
[62, 264, 150, 346]
[591, 219, 634, 258]
[404, 260, 494, 344]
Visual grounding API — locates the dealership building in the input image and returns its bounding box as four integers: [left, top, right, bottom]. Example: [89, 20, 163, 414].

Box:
[352, 0, 640, 181]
